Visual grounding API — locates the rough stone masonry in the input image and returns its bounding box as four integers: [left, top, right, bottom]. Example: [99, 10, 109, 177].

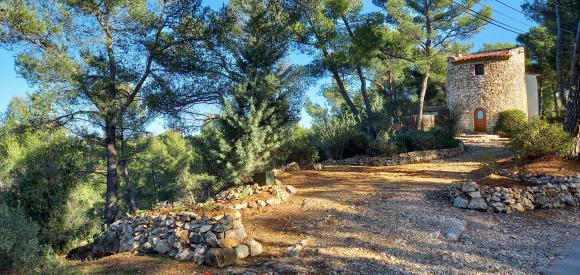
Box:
[447, 47, 529, 133]
[87, 210, 262, 267]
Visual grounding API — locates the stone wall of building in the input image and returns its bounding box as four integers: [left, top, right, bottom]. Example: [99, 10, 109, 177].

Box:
[447, 48, 529, 133]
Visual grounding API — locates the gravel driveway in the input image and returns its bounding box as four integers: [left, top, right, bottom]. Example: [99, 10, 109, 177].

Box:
[237, 137, 580, 274]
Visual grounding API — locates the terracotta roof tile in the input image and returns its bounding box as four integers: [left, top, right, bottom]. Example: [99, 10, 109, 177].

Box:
[450, 48, 514, 64]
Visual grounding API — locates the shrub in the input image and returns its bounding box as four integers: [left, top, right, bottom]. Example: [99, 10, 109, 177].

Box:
[508, 119, 572, 159]
[395, 127, 460, 153]
[494, 109, 528, 137]
[284, 126, 320, 164]
[368, 129, 398, 157]
[3, 131, 102, 253]
[313, 114, 369, 160]
[0, 203, 57, 272]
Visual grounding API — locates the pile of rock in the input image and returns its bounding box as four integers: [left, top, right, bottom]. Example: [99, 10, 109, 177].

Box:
[273, 162, 323, 174]
[451, 177, 580, 213]
[87, 210, 262, 267]
[323, 143, 464, 166]
[213, 183, 297, 210]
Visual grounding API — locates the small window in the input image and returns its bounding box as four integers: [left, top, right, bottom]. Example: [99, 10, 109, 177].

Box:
[475, 64, 484, 75]
[477, 110, 484, 119]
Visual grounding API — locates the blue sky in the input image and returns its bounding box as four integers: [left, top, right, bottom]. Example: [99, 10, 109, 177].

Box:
[0, 0, 536, 133]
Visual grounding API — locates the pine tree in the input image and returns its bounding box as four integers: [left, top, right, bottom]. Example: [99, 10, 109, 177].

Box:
[374, 0, 490, 129]
[0, 0, 215, 224]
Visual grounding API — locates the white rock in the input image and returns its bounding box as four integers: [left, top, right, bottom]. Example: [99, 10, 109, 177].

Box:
[235, 244, 250, 259]
[286, 185, 297, 194]
[244, 238, 263, 256]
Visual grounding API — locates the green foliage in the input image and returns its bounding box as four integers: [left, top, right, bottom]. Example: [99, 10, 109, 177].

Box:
[395, 127, 459, 153]
[367, 128, 398, 157]
[4, 131, 102, 252]
[188, 0, 303, 186]
[0, 203, 58, 272]
[508, 119, 573, 159]
[480, 42, 517, 51]
[478, 149, 498, 176]
[285, 125, 320, 164]
[312, 113, 369, 160]
[0, 96, 103, 254]
[198, 102, 291, 186]
[128, 131, 219, 207]
[494, 109, 528, 137]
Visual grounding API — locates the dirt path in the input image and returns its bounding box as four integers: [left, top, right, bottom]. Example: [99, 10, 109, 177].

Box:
[237, 138, 580, 274]
[66, 139, 580, 274]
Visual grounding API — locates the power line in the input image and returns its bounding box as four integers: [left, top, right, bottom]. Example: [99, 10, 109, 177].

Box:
[477, 2, 534, 28]
[494, 0, 575, 34]
[494, 0, 526, 15]
[451, 0, 525, 35]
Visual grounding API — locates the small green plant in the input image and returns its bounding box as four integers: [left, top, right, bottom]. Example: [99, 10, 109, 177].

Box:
[494, 109, 528, 137]
[478, 149, 498, 176]
[239, 186, 253, 199]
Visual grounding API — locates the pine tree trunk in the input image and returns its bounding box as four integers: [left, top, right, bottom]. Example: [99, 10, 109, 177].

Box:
[356, 66, 377, 139]
[417, 73, 430, 130]
[330, 68, 360, 119]
[340, 16, 375, 138]
[555, 0, 567, 107]
[565, 21, 580, 135]
[120, 158, 136, 214]
[104, 120, 119, 225]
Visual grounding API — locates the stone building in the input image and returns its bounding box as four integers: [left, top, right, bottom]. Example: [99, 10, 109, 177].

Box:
[447, 47, 538, 133]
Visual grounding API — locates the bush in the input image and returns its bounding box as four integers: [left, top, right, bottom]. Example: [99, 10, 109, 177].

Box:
[0, 203, 57, 272]
[508, 119, 572, 159]
[3, 131, 102, 253]
[313, 114, 369, 160]
[368, 129, 398, 157]
[395, 127, 460, 153]
[494, 109, 528, 137]
[284, 126, 320, 164]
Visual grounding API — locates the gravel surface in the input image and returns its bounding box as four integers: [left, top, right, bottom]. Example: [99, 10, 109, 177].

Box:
[66, 137, 580, 274]
[237, 137, 580, 274]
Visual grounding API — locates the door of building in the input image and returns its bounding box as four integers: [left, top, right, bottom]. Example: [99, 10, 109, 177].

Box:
[474, 108, 487, 132]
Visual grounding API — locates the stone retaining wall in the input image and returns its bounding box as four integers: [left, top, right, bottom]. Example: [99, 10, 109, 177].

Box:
[80, 210, 261, 267]
[69, 184, 298, 267]
[323, 143, 464, 166]
[451, 173, 580, 213]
